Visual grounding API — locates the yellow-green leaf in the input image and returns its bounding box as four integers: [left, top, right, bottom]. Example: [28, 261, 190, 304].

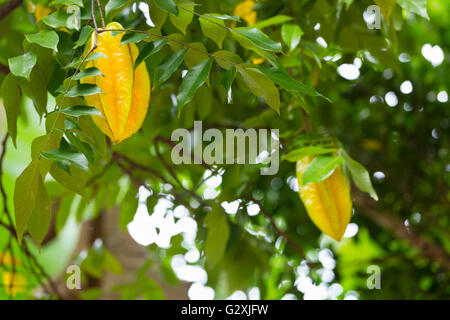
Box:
[237, 67, 280, 113]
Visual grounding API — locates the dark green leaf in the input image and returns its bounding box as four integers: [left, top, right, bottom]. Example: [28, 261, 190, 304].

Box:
[74, 26, 93, 48]
[66, 84, 102, 97]
[135, 39, 169, 69]
[221, 67, 236, 103]
[154, 48, 189, 87]
[72, 67, 103, 80]
[121, 32, 149, 45]
[62, 105, 102, 117]
[41, 148, 89, 171]
[177, 58, 213, 108]
[154, 0, 178, 15]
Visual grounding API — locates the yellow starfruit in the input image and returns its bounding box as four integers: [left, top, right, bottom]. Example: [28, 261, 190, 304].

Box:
[81, 22, 151, 144]
[296, 156, 352, 241]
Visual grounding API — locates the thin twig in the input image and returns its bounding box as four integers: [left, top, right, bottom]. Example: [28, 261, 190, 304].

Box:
[98, 28, 243, 69]
[250, 197, 307, 260]
[180, 6, 233, 32]
[95, 0, 105, 29]
[0, 0, 23, 20]
[0, 63, 9, 74]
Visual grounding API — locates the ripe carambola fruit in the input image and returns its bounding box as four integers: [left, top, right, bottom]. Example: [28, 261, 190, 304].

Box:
[296, 156, 352, 241]
[81, 22, 151, 144]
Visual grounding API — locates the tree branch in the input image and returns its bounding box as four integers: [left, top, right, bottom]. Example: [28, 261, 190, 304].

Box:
[0, 0, 23, 20]
[251, 197, 307, 260]
[353, 190, 450, 271]
[0, 63, 9, 74]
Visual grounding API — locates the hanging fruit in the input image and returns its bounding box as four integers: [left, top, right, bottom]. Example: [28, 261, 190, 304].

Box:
[296, 155, 352, 241]
[81, 22, 151, 144]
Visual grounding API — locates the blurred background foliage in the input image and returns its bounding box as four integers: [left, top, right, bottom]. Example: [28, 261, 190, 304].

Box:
[0, 0, 449, 300]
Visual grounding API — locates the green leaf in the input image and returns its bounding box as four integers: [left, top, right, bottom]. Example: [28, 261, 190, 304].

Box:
[25, 31, 59, 52]
[146, 194, 159, 214]
[397, 0, 429, 20]
[41, 11, 72, 29]
[64, 52, 107, 69]
[184, 42, 209, 68]
[8, 52, 37, 80]
[50, 162, 86, 195]
[119, 187, 138, 230]
[135, 39, 168, 69]
[65, 117, 80, 130]
[340, 149, 378, 200]
[237, 67, 280, 113]
[177, 58, 213, 109]
[283, 146, 335, 162]
[199, 15, 227, 48]
[259, 67, 329, 100]
[31, 132, 63, 176]
[65, 131, 94, 163]
[26, 178, 51, 248]
[252, 15, 293, 29]
[55, 196, 74, 233]
[74, 26, 94, 48]
[154, 0, 178, 15]
[105, 0, 128, 16]
[17, 66, 48, 116]
[13, 160, 49, 244]
[61, 105, 102, 117]
[281, 24, 303, 52]
[72, 67, 103, 80]
[233, 28, 282, 52]
[41, 148, 89, 171]
[1, 74, 21, 147]
[148, 0, 168, 29]
[204, 206, 229, 267]
[221, 66, 237, 103]
[302, 155, 344, 185]
[121, 32, 149, 45]
[213, 50, 243, 70]
[154, 48, 189, 87]
[66, 84, 103, 97]
[169, 2, 193, 34]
